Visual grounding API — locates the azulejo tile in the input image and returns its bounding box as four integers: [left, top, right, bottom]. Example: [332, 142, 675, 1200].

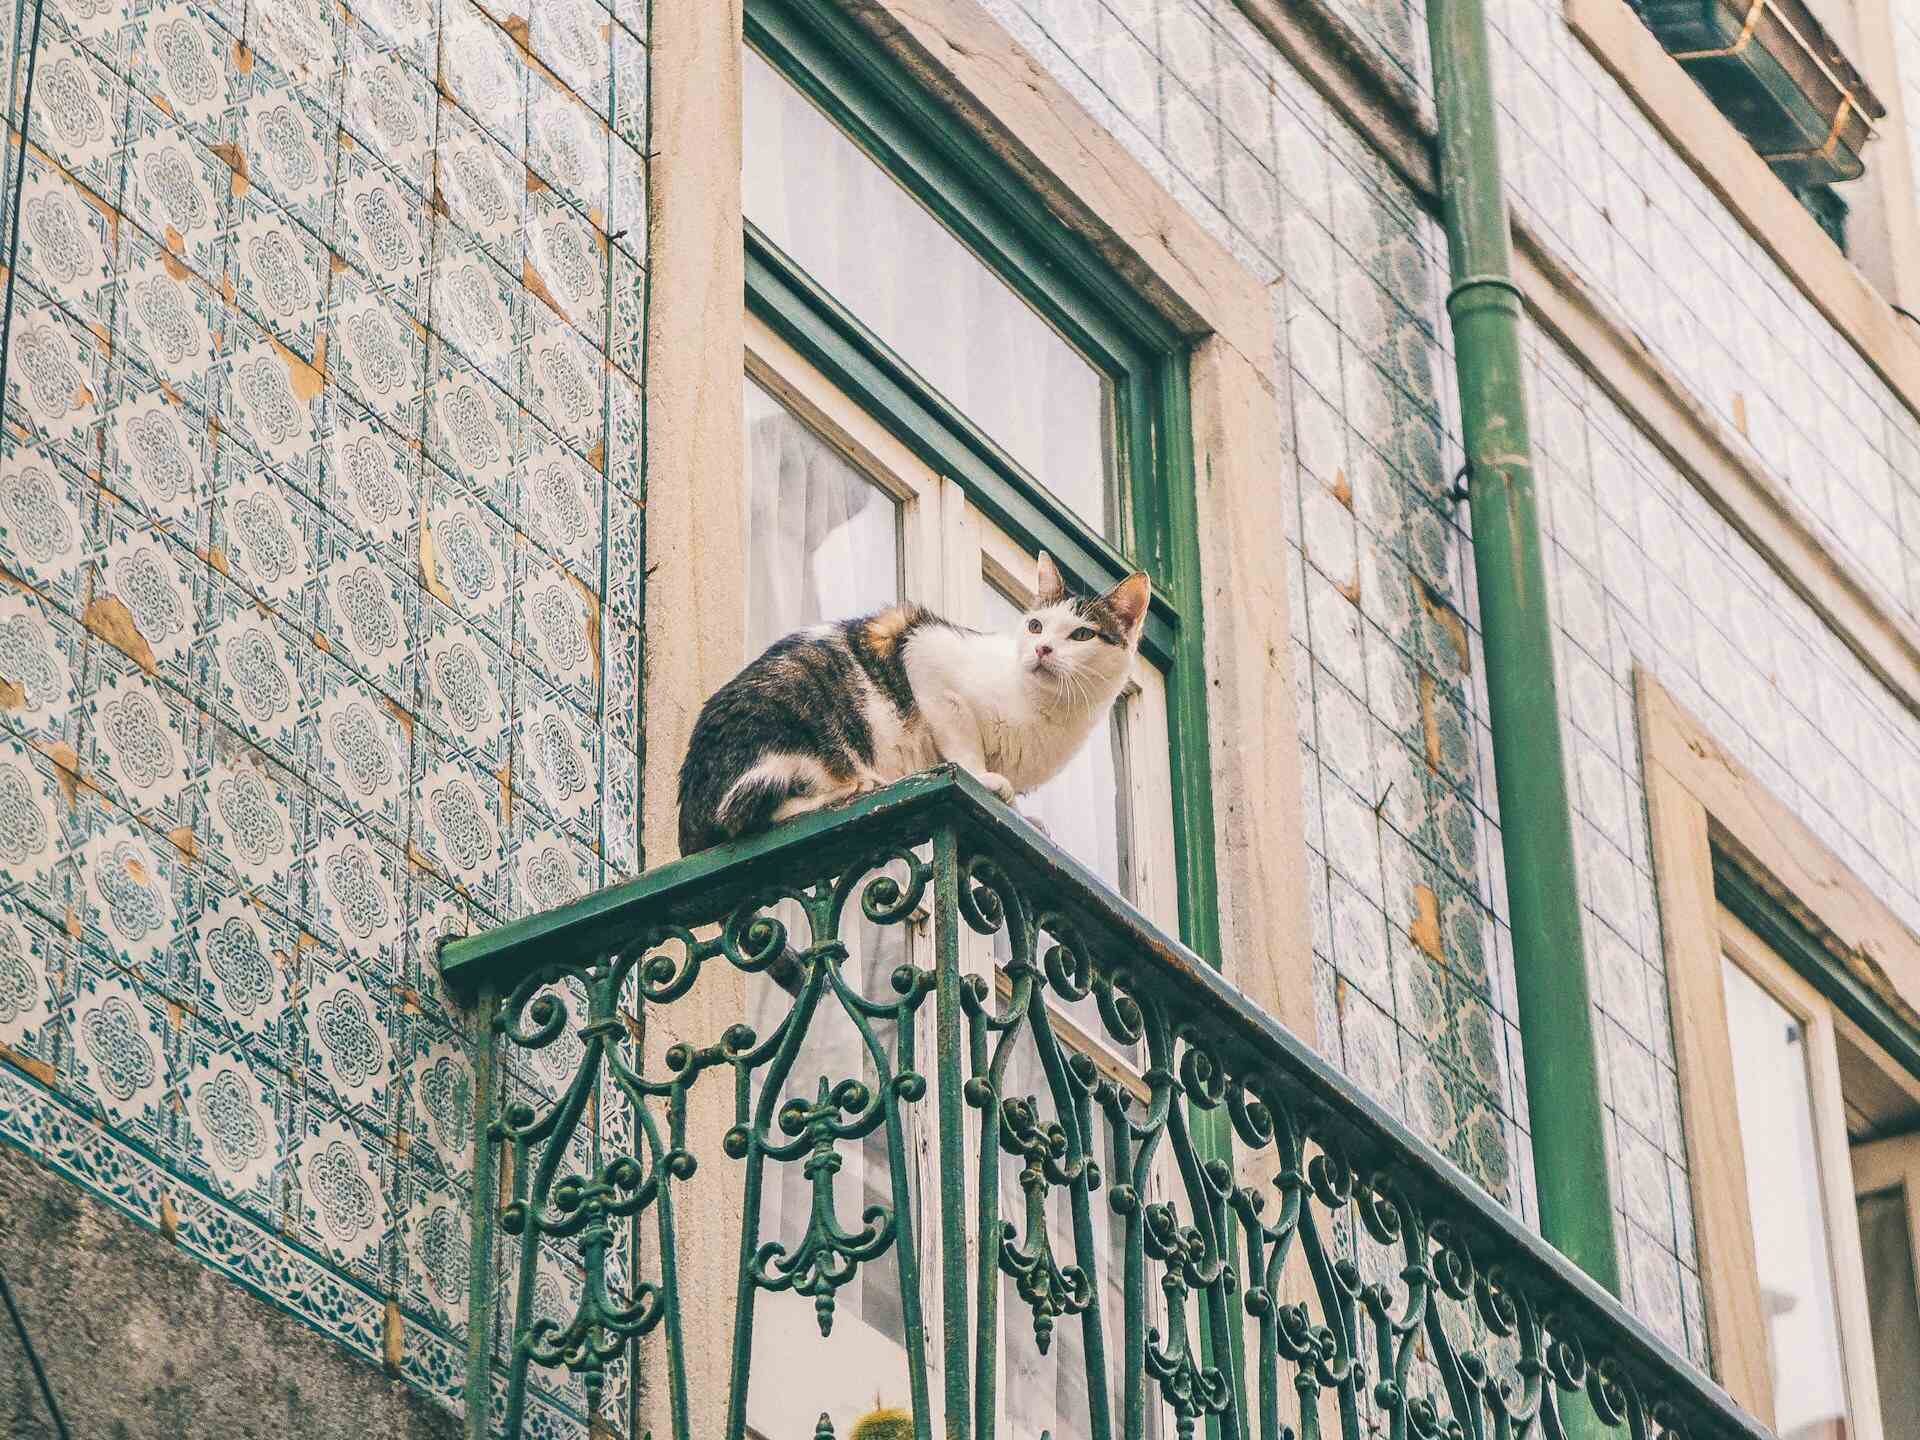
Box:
[440, 0, 524, 156]
[120, 98, 229, 280]
[343, 25, 434, 194]
[606, 365, 640, 500]
[609, 242, 643, 382]
[426, 341, 518, 515]
[419, 596, 510, 767]
[422, 479, 513, 648]
[72, 802, 186, 986]
[306, 656, 411, 841]
[355, 0, 437, 72]
[227, 190, 330, 364]
[123, 1, 239, 145]
[289, 1101, 393, 1281]
[519, 426, 602, 578]
[403, 870, 471, 1022]
[247, 0, 341, 107]
[213, 441, 319, 612]
[402, 1014, 472, 1177]
[15, 148, 117, 335]
[521, 303, 605, 459]
[429, 216, 522, 389]
[5, 289, 107, 475]
[65, 951, 177, 1147]
[234, 72, 336, 237]
[600, 740, 637, 880]
[0, 893, 74, 1076]
[518, 556, 598, 714]
[300, 949, 397, 1124]
[507, 818, 596, 920]
[531, 0, 611, 117]
[332, 142, 431, 320]
[512, 678, 597, 842]
[0, 731, 74, 924]
[0, 437, 95, 608]
[611, 21, 645, 153]
[28, 34, 129, 202]
[315, 541, 417, 706]
[115, 232, 222, 415]
[600, 615, 638, 756]
[200, 725, 306, 904]
[216, 319, 328, 494]
[198, 587, 306, 763]
[414, 749, 506, 910]
[524, 188, 606, 349]
[186, 885, 293, 1056]
[528, 73, 610, 227]
[329, 274, 427, 433]
[305, 804, 408, 973]
[0, 582, 86, 750]
[175, 1017, 289, 1222]
[325, 407, 419, 560]
[103, 355, 212, 535]
[398, 1155, 472, 1337]
[436, 99, 523, 274]
[92, 516, 203, 688]
[84, 652, 203, 837]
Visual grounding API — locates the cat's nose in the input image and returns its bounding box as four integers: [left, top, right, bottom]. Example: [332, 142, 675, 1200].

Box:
[1035, 644, 1053, 659]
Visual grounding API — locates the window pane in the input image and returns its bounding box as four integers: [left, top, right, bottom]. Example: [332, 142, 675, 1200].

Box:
[981, 581, 1132, 896]
[744, 44, 1118, 537]
[1722, 959, 1852, 1440]
[744, 375, 901, 651]
[1858, 1184, 1920, 1440]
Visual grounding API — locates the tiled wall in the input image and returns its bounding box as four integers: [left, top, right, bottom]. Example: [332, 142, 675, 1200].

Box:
[0, 0, 647, 1431]
[991, 0, 1920, 1373]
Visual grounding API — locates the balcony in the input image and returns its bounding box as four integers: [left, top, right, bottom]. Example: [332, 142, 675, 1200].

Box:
[439, 767, 1765, 1440]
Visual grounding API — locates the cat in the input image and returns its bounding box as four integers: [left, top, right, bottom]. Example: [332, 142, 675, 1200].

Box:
[677, 553, 1151, 855]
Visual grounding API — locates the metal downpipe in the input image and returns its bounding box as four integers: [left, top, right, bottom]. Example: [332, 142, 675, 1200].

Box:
[1423, 0, 1623, 1294]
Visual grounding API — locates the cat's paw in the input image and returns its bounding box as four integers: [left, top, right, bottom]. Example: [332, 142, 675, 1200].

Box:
[978, 771, 1017, 804]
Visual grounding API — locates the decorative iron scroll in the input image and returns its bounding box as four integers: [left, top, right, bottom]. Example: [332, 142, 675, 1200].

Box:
[441, 768, 1765, 1440]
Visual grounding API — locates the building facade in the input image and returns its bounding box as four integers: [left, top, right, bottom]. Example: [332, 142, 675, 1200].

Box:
[0, 0, 1917, 1436]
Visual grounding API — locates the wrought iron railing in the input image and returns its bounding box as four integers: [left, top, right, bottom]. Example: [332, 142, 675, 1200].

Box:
[438, 767, 1766, 1440]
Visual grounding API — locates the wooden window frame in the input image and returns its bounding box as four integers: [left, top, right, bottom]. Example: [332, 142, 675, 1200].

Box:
[1638, 668, 1920, 1428]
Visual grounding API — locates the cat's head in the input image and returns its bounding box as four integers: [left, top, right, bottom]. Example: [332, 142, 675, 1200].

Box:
[1016, 552, 1151, 695]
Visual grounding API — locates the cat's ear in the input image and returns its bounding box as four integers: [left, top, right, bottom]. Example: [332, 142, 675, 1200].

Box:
[1034, 551, 1067, 607]
[1103, 571, 1151, 637]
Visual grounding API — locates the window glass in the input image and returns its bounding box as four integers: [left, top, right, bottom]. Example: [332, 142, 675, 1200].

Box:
[980, 580, 1132, 897]
[745, 375, 901, 651]
[1857, 1184, 1920, 1440]
[744, 44, 1118, 537]
[1722, 958, 1852, 1440]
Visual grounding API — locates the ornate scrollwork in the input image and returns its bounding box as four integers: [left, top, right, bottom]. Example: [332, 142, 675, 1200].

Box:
[451, 799, 1761, 1440]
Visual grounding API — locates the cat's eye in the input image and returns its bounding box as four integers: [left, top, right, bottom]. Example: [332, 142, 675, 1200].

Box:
[1070, 627, 1096, 642]
[1026, 618, 1042, 633]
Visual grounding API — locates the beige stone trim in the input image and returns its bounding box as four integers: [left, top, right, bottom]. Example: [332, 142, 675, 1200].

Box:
[1638, 668, 1920, 1418]
[640, 3, 747, 1437]
[1836, 0, 1920, 316]
[1234, 0, 1920, 721]
[1564, 0, 1920, 412]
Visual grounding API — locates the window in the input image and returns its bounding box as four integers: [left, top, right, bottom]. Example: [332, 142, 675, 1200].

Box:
[733, 2, 1214, 1434]
[1639, 672, 1920, 1440]
[1714, 908, 1913, 1440]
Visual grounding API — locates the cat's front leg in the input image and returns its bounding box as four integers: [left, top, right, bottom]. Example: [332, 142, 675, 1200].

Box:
[920, 696, 1017, 805]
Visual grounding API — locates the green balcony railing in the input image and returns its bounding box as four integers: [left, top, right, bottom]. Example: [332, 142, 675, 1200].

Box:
[438, 767, 1765, 1440]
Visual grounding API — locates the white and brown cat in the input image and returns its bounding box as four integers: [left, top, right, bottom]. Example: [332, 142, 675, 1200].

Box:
[677, 554, 1150, 854]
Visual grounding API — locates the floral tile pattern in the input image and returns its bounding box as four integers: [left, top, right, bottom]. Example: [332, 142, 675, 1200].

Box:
[0, 0, 646, 1430]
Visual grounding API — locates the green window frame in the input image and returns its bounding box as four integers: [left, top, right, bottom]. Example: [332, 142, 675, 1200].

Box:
[743, 0, 1222, 964]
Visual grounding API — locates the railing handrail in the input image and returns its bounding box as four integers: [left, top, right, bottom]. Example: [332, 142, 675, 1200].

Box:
[440, 765, 1766, 1440]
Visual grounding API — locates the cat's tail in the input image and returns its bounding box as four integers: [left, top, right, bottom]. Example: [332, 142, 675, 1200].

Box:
[678, 756, 812, 855]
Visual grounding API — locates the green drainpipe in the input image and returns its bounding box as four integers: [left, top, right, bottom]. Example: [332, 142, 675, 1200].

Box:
[1424, 0, 1623, 1295]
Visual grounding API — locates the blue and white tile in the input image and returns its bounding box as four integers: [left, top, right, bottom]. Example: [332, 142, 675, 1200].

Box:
[307, 658, 412, 840]
[438, 0, 523, 157]
[289, 1102, 393, 1281]
[300, 949, 396, 1125]
[14, 148, 118, 335]
[0, 584, 85, 749]
[102, 367, 210, 533]
[342, 23, 434, 194]
[5, 291, 107, 474]
[84, 652, 202, 835]
[213, 443, 318, 611]
[519, 426, 602, 578]
[422, 479, 513, 648]
[216, 318, 328, 492]
[65, 955, 176, 1147]
[0, 734, 73, 930]
[28, 34, 128, 202]
[435, 98, 522, 274]
[328, 272, 426, 433]
[315, 541, 416, 704]
[0, 893, 73, 1076]
[199, 593, 305, 762]
[93, 519, 203, 685]
[119, 98, 227, 279]
[200, 726, 305, 903]
[414, 750, 506, 909]
[227, 190, 330, 363]
[0, 437, 94, 607]
[324, 407, 418, 560]
[517, 555, 598, 714]
[521, 303, 603, 459]
[305, 803, 408, 975]
[176, 1017, 288, 1221]
[419, 597, 510, 767]
[425, 341, 518, 516]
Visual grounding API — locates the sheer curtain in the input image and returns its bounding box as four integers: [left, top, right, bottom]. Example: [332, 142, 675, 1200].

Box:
[743, 44, 1118, 539]
[742, 378, 916, 1422]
